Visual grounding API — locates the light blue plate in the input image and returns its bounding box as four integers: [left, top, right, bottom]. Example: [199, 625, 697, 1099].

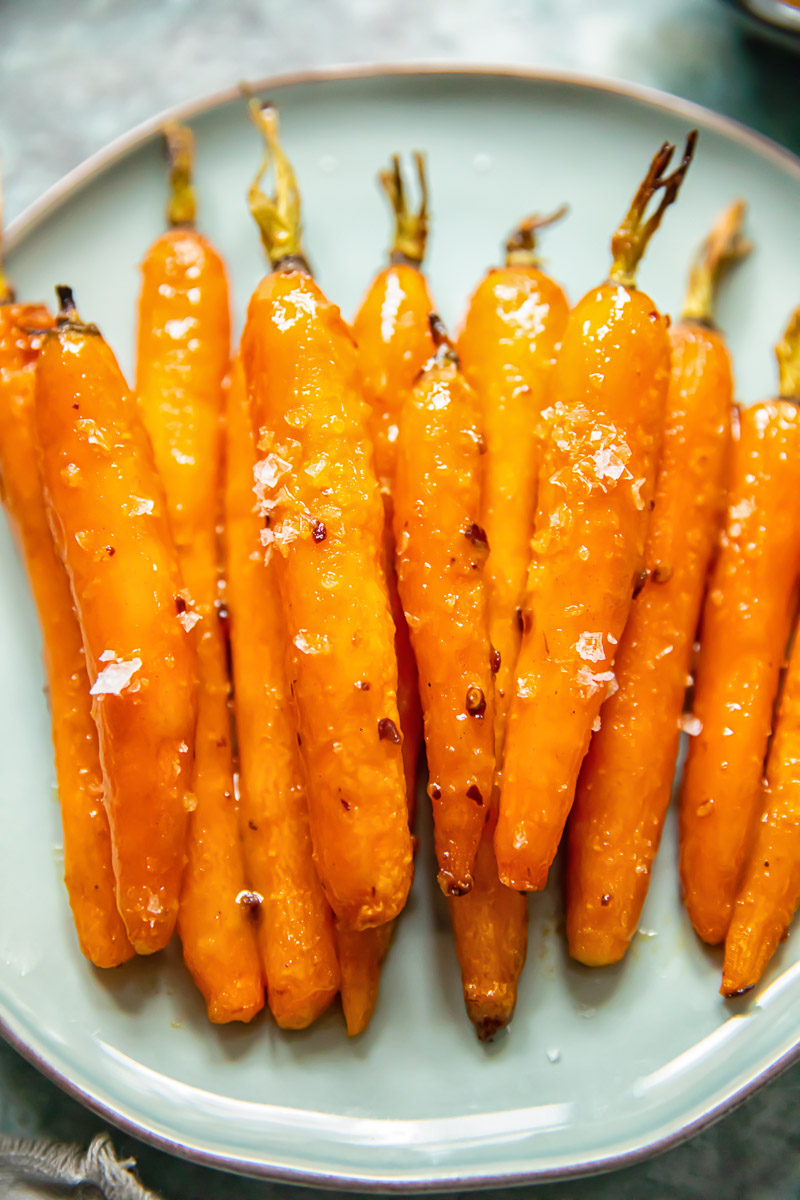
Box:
[2, 67, 800, 1192]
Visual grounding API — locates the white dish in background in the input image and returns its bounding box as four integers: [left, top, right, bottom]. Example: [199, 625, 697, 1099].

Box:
[2, 66, 800, 1192]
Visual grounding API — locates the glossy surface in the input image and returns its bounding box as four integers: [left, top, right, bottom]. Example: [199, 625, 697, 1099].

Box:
[0, 305, 132, 969]
[723, 620, 800, 993]
[568, 323, 732, 966]
[393, 353, 495, 895]
[35, 324, 196, 955]
[497, 283, 669, 891]
[680, 399, 800, 945]
[242, 268, 413, 930]
[225, 356, 339, 1029]
[137, 227, 263, 1022]
[2, 71, 800, 1190]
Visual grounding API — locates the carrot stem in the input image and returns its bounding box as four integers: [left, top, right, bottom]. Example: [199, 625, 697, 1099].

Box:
[380, 152, 429, 266]
[247, 99, 309, 272]
[54, 286, 98, 336]
[164, 122, 196, 229]
[776, 305, 800, 400]
[504, 205, 568, 269]
[681, 200, 751, 326]
[608, 131, 698, 289]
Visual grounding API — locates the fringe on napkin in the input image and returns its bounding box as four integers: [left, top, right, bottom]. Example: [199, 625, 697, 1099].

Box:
[0, 1132, 161, 1199]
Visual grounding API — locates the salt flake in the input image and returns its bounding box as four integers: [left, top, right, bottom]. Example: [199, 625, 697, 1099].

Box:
[90, 657, 142, 696]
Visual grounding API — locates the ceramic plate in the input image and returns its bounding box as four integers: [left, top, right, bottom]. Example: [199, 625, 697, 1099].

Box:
[2, 67, 800, 1192]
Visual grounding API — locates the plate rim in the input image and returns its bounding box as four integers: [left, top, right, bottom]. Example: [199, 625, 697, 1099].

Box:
[3, 61, 800, 1193]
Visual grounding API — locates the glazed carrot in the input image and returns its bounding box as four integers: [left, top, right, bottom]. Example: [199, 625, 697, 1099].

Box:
[682, 305, 800, 946]
[352, 154, 434, 812]
[457, 210, 569, 751]
[334, 922, 394, 1037]
[447, 215, 569, 1035]
[394, 317, 495, 895]
[35, 288, 196, 954]
[567, 202, 746, 966]
[496, 134, 696, 891]
[225, 355, 339, 1028]
[135, 126, 262, 1021]
[241, 103, 413, 931]
[723, 313, 800, 994]
[0, 256, 132, 967]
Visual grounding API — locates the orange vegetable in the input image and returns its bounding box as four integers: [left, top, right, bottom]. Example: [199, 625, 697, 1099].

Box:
[225, 354, 339, 1028]
[447, 215, 569, 1034]
[394, 317, 495, 896]
[352, 154, 434, 813]
[241, 103, 413, 931]
[496, 134, 696, 891]
[334, 922, 394, 1037]
[0, 278, 132, 968]
[135, 125, 263, 1021]
[35, 288, 196, 955]
[682, 305, 800, 946]
[567, 202, 746, 966]
[723, 313, 800, 995]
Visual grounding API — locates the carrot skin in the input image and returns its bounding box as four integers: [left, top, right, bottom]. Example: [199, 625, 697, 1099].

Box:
[393, 351, 495, 895]
[242, 269, 414, 931]
[35, 322, 196, 955]
[680, 399, 800, 945]
[0, 305, 133, 968]
[567, 322, 733, 964]
[136, 228, 263, 1021]
[457, 265, 570, 749]
[722, 624, 800, 994]
[335, 921, 394, 1037]
[496, 284, 669, 891]
[225, 356, 339, 1028]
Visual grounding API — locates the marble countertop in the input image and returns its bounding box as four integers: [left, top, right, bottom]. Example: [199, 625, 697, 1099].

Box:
[1, 2, 799, 1198]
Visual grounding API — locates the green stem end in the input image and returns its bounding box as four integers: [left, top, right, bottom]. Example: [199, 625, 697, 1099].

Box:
[164, 122, 197, 229]
[380, 152, 429, 267]
[777, 305, 800, 401]
[246, 97, 309, 272]
[681, 200, 751, 326]
[504, 204, 568, 269]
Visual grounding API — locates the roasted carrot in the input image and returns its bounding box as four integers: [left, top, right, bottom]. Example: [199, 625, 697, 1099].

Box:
[135, 125, 263, 1021]
[495, 134, 696, 891]
[457, 210, 569, 753]
[0, 253, 132, 967]
[567, 202, 746, 966]
[35, 287, 196, 955]
[682, 305, 800, 946]
[394, 316, 495, 896]
[447, 215, 569, 1034]
[241, 102, 413, 931]
[334, 922, 394, 1037]
[225, 355, 339, 1028]
[352, 154, 434, 814]
[723, 312, 800, 995]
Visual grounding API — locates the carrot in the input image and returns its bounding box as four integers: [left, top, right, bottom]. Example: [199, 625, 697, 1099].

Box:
[334, 922, 394, 1037]
[241, 102, 413, 931]
[394, 316, 495, 896]
[722, 310, 800, 995]
[0, 252, 132, 967]
[446, 214, 569, 1034]
[135, 125, 263, 1021]
[225, 354, 339, 1028]
[457, 210, 569, 752]
[352, 153, 434, 814]
[567, 202, 746, 966]
[495, 133, 696, 891]
[35, 287, 196, 955]
[682, 304, 800, 946]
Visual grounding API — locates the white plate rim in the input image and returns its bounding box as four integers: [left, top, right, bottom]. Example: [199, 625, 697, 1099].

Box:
[2, 62, 800, 1193]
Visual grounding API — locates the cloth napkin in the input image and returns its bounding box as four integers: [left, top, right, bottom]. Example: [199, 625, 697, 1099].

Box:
[0, 1133, 161, 1199]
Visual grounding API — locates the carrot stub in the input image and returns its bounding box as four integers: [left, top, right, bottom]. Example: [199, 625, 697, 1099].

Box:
[135, 124, 263, 1021]
[35, 288, 196, 955]
[496, 134, 696, 891]
[0, 287, 132, 968]
[393, 317, 495, 896]
[225, 355, 339, 1028]
[567, 201, 746, 966]
[241, 103, 413, 931]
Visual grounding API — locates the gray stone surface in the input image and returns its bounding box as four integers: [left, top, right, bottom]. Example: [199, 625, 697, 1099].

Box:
[0, 1, 798, 1197]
